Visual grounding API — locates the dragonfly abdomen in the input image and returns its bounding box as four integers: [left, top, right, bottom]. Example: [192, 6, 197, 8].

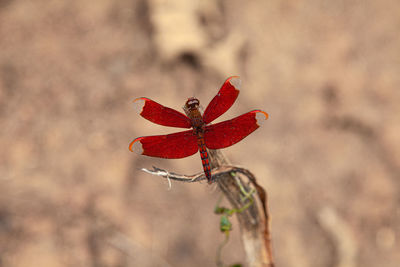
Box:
[197, 136, 212, 183]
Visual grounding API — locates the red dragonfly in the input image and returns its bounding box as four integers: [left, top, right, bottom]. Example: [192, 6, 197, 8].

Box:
[129, 76, 268, 183]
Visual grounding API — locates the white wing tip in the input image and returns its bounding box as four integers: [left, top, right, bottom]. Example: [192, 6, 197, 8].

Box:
[133, 98, 146, 114]
[229, 76, 241, 90]
[129, 138, 144, 154]
[255, 111, 268, 126]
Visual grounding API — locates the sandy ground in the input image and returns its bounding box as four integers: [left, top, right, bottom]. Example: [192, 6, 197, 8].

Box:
[1, 0, 399, 266]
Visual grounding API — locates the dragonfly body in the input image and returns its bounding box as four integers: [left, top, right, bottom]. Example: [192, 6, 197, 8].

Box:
[184, 97, 212, 181]
[129, 76, 268, 183]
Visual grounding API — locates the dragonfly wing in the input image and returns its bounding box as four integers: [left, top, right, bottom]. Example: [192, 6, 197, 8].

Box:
[204, 110, 268, 149]
[129, 130, 198, 159]
[202, 76, 241, 124]
[134, 97, 192, 128]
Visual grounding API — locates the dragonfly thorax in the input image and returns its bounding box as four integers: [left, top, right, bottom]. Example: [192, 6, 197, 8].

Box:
[183, 97, 204, 131]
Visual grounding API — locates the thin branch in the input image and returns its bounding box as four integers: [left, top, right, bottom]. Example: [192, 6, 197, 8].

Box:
[141, 166, 206, 182]
[141, 165, 256, 183]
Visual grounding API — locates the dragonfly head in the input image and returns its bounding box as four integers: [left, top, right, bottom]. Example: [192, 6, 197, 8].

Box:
[184, 97, 200, 110]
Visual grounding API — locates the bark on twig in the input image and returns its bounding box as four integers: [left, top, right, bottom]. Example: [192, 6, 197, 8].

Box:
[141, 149, 274, 267]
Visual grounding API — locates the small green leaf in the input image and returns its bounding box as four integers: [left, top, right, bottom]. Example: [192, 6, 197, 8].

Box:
[214, 206, 229, 214]
[220, 215, 232, 232]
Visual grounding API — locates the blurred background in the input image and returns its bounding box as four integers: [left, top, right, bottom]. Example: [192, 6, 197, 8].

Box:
[1, 0, 399, 266]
